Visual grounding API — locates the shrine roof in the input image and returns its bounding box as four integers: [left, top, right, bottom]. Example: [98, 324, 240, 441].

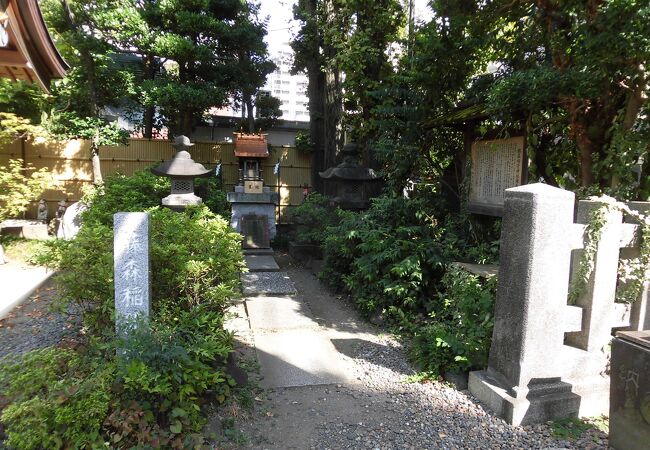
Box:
[234, 133, 270, 158]
[0, 0, 68, 92]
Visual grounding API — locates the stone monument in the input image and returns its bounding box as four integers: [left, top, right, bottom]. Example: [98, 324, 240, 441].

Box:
[469, 184, 650, 425]
[114, 212, 150, 330]
[57, 201, 88, 240]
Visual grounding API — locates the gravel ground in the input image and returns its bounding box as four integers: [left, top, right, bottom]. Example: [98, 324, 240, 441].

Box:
[0, 279, 82, 359]
[225, 256, 609, 450]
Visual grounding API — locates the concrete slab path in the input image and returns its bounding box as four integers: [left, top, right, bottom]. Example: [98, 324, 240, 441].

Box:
[218, 252, 609, 449]
[244, 254, 280, 272]
[239, 254, 353, 389]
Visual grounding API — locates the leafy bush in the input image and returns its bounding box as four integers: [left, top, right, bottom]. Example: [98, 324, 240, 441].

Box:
[0, 348, 113, 450]
[0, 159, 52, 221]
[195, 175, 230, 218]
[102, 305, 234, 448]
[287, 193, 340, 246]
[294, 130, 314, 154]
[39, 172, 243, 335]
[319, 193, 499, 375]
[5, 170, 246, 447]
[409, 267, 497, 375]
[79, 170, 170, 228]
[322, 195, 498, 317]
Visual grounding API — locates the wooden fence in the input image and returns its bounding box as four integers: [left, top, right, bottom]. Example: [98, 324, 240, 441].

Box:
[0, 138, 311, 222]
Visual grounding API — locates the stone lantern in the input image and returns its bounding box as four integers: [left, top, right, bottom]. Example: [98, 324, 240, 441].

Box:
[151, 135, 211, 210]
[319, 143, 380, 210]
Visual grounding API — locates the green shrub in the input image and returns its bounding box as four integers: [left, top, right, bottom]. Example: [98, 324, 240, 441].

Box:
[0, 159, 52, 222]
[195, 176, 230, 218]
[41, 205, 243, 335]
[322, 195, 498, 315]
[3, 170, 246, 447]
[319, 193, 499, 375]
[287, 193, 340, 246]
[0, 348, 113, 449]
[80, 170, 170, 228]
[409, 266, 497, 375]
[294, 130, 314, 154]
[103, 306, 234, 447]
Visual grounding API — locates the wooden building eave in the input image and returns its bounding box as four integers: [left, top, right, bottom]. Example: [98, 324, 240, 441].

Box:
[0, 0, 68, 91]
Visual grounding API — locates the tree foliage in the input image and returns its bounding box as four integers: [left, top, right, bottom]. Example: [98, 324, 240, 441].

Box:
[292, 0, 649, 199]
[0, 160, 52, 222]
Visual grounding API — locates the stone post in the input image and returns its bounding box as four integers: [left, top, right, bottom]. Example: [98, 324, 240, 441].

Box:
[560, 200, 622, 416]
[624, 202, 650, 331]
[114, 212, 150, 331]
[468, 183, 580, 426]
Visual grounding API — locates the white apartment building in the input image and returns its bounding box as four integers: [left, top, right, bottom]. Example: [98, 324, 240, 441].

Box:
[263, 41, 309, 123]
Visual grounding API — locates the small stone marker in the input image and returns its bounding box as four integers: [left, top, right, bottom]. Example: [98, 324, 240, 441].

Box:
[114, 212, 150, 330]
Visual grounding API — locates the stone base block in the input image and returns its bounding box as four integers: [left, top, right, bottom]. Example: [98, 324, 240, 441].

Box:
[469, 370, 580, 426]
[0, 220, 49, 240]
[571, 375, 609, 418]
[21, 224, 49, 240]
[162, 193, 202, 210]
[288, 241, 322, 263]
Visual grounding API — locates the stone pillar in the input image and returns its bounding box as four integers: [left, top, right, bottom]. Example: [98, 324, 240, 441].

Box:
[468, 183, 580, 426]
[561, 200, 622, 417]
[624, 202, 650, 331]
[114, 212, 150, 331]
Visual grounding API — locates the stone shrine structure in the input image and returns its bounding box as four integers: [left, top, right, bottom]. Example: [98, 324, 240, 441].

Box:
[114, 212, 150, 330]
[469, 184, 650, 426]
[319, 143, 380, 210]
[227, 133, 278, 249]
[151, 136, 211, 210]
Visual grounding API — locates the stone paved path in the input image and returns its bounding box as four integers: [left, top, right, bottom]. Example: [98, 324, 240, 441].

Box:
[220, 252, 609, 450]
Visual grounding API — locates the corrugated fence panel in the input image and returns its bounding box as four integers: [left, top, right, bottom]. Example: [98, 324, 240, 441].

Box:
[1, 138, 310, 222]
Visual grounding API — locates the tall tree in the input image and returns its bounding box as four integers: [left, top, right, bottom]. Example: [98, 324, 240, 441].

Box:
[292, 0, 327, 191]
[231, 1, 276, 133]
[41, 0, 132, 184]
[293, 0, 405, 187]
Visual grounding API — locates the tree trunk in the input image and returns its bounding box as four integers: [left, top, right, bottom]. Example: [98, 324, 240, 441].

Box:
[91, 139, 103, 185]
[245, 95, 255, 133]
[304, 0, 326, 192]
[143, 54, 156, 139]
[180, 111, 192, 137]
[324, 68, 342, 171]
[622, 66, 647, 131]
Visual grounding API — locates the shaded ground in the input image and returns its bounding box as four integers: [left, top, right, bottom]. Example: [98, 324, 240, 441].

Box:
[0, 278, 81, 359]
[215, 253, 609, 449]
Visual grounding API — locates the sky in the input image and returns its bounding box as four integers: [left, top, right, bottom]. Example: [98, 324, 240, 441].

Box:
[258, 0, 434, 53]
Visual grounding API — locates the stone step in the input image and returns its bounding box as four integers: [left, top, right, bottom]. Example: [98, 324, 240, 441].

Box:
[243, 248, 275, 256]
[244, 254, 280, 272]
[241, 272, 297, 296]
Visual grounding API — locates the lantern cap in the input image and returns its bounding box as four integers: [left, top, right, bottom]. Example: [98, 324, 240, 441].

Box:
[151, 137, 210, 178]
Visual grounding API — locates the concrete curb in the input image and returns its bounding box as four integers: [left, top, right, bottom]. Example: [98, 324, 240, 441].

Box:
[0, 268, 56, 320]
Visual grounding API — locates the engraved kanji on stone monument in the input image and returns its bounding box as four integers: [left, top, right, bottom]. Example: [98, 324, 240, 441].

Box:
[114, 212, 150, 329]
